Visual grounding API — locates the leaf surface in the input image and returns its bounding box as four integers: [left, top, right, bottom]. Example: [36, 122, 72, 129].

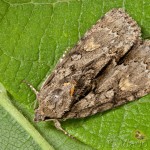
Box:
[0, 0, 150, 149]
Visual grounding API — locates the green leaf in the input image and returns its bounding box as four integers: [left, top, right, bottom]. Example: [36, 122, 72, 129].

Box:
[0, 83, 54, 150]
[0, 0, 150, 149]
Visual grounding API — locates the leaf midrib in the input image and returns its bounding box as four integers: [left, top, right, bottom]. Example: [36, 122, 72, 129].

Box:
[0, 83, 54, 150]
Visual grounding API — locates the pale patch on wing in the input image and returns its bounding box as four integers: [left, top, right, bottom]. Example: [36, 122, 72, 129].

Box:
[119, 77, 137, 91]
[84, 37, 101, 51]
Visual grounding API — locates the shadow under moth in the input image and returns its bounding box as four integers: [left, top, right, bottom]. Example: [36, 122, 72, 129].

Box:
[27, 8, 150, 136]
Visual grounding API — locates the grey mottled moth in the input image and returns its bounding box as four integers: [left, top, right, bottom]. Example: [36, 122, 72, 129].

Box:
[26, 8, 150, 136]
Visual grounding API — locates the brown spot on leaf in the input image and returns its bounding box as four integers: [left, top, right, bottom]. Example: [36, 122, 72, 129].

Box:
[134, 130, 146, 141]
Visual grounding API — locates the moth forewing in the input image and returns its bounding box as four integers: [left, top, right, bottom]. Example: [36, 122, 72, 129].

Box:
[35, 8, 141, 121]
[64, 40, 150, 119]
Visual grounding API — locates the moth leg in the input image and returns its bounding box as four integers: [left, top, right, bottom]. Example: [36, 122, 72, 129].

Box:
[44, 118, 72, 137]
[52, 119, 72, 137]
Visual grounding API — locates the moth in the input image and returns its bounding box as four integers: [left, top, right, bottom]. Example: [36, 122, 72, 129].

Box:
[26, 8, 150, 136]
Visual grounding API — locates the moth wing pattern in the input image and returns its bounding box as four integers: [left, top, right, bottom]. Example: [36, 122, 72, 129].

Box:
[41, 8, 141, 90]
[64, 40, 150, 119]
[35, 8, 142, 121]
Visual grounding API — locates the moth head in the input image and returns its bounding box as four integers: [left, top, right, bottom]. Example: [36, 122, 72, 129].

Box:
[34, 82, 76, 121]
[34, 110, 45, 122]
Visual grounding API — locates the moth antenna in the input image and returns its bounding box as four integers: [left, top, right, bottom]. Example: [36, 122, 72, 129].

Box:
[23, 80, 39, 96]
